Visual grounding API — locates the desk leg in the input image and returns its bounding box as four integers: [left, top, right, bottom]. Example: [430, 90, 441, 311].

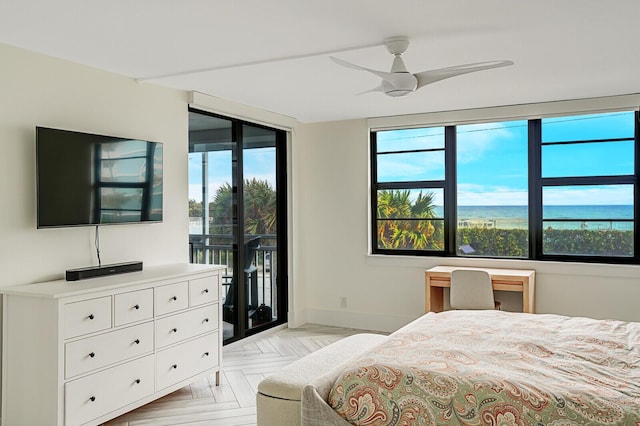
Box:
[522, 279, 535, 313]
[425, 282, 444, 313]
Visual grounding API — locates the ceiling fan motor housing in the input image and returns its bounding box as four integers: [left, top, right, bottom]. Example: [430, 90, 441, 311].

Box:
[382, 73, 418, 97]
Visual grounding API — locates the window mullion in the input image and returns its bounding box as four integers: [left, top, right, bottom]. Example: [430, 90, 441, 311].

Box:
[370, 131, 380, 253]
[444, 126, 457, 255]
[635, 111, 640, 262]
[541, 175, 637, 186]
[377, 181, 445, 190]
[529, 119, 542, 260]
[542, 137, 633, 146]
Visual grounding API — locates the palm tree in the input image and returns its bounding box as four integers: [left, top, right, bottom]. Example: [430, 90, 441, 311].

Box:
[209, 179, 277, 236]
[209, 182, 234, 235]
[377, 189, 443, 250]
[243, 178, 277, 235]
[377, 190, 411, 248]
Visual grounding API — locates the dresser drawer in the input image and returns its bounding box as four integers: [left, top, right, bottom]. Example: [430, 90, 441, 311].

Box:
[114, 288, 153, 326]
[189, 275, 219, 306]
[156, 332, 219, 390]
[64, 296, 112, 339]
[65, 322, 154, 379]
[156, 304, 218, 348]
[65, 354, 154, 426]
[155, 281, 189, 316]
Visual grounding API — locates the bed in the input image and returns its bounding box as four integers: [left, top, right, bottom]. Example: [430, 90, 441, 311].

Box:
[301, 310, 640, 425]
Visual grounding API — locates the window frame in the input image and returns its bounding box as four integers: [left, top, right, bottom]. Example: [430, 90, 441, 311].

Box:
[370, 110, 640, 264]
[370, 129, 451, 255]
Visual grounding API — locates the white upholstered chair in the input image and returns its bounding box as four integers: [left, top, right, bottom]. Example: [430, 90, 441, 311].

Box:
[450, 269, 501, 310]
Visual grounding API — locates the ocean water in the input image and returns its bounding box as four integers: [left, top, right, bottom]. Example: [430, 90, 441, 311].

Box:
[432, 205, 633, 230]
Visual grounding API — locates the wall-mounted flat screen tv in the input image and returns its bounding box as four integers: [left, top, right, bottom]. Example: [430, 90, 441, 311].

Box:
[36, 126, 163, 228]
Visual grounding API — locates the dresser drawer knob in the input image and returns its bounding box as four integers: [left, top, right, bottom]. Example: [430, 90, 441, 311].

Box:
[134, 339, 140, 345]
[171, 328, 178, 333]
[171, 296, 177, 301]
[203, 318, 209, 323]
[89, 396, 96, 402]
[89, 352, 95, 358]
[204, 352, 210, 357]
[134, 304, 140, 310]
[171, 364, 178, 369]
[88, 314, 94, 320]
[134, 379, 141, 384]
[203, 288, 209, 294]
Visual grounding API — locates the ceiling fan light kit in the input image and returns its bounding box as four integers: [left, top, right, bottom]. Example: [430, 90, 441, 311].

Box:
[331, 35, 513, 98]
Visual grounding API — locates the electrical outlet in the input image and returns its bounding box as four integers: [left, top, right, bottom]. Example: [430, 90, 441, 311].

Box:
[340, 297, 347, 309]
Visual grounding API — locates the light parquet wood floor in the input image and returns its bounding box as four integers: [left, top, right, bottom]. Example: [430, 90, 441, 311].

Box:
[103, 324, 384, 426]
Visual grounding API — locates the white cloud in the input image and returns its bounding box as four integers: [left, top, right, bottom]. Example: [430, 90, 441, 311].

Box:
[378, 153, 444, 181]
[188, 184, 202, 202]
[458, 186, 528, 206]
[456, 121, 525, 164]
[543, 186, 632, 205]
[455, 185, 633, 206]
[245, 172, 277, 189]
[189, 178, 231, 203]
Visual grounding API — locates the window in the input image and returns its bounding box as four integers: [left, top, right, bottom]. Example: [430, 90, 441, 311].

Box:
[537, 112, 637, 259]
[371, 127, 446, 253]
[456, 120, 529, 258]
[370, 110, 639, 264]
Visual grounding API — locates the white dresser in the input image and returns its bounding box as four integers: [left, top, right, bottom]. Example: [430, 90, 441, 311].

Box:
[1, 263, 224, 426]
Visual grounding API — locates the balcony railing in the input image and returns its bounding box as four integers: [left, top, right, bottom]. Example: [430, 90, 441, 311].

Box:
[189, 233, 277, 318]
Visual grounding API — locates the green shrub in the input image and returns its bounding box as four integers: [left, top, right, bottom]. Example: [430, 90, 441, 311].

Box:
[458, 228, 529, 257]
[457, 228, 633, 257]
[542, 229, 633, 256]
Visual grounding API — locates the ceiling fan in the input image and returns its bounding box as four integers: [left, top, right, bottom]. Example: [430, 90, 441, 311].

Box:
[331, 36, 513, 97]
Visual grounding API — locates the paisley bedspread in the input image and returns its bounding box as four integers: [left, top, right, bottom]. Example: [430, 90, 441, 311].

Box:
[328, 310, 640, 425]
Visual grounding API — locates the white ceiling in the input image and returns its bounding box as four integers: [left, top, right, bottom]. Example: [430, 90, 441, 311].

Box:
[2, 0, 639, 123]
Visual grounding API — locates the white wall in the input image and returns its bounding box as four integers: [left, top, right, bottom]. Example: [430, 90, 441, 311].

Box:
[0, 43, 189, 286]
[291, 119, 429, 331]
[292, 116, 640, 332]
[3, 41, 640, 346]
[0, 42, 190, 421]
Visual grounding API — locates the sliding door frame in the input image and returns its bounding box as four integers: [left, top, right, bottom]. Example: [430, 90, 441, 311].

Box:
[188, 107, 288, 343]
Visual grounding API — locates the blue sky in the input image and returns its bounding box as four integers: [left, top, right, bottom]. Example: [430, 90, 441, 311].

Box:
[377, 111, 635, 206]
[190, 111, 635, 206]
[189, 148, 276, 202]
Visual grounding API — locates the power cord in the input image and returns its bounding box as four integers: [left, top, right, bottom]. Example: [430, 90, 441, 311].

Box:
[95, 225, 102, 267]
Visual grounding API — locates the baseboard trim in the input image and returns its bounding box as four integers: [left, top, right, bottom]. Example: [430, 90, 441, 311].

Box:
[305, 309, 417, 333]
[287, 309, 308, 328]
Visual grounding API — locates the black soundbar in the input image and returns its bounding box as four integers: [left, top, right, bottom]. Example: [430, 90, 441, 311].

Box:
[66, 261, 143, 281]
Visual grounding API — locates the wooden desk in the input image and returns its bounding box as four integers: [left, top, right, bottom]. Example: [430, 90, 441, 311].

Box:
[425, 266, 536, 313]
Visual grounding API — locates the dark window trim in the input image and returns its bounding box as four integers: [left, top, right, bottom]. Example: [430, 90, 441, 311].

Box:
[541, 137, 633, 146]
[444, 125, 457, 254]
[187, 107, 289, 343]
[371, 131, 448, 256]
[371, 110, 640, 265]
[378, 147, 444, 155]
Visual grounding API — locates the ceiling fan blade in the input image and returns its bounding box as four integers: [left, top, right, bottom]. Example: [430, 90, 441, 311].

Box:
[414, 60, 514, 89]
[330, 56, 398, 85]
[356, 85, 385, 95]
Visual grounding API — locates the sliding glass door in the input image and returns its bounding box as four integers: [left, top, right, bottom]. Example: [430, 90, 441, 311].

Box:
[188, 109, 287, 343]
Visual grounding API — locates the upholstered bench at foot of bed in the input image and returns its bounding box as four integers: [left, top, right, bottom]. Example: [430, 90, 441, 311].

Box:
[256, 332, 387, 426]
